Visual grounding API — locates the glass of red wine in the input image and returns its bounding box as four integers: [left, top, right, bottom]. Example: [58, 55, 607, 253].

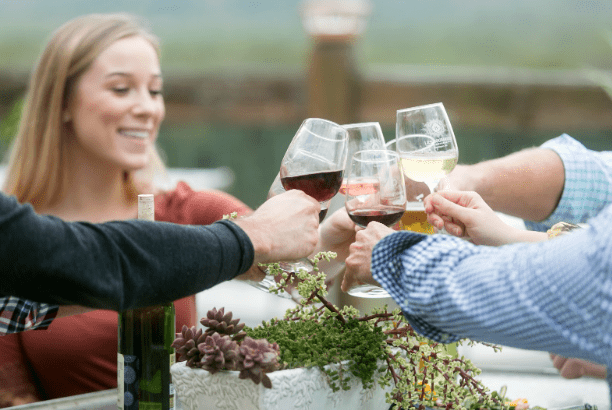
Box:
[344, 149, 407, 298]
[247, 118, 348, 298]
[280, 118, 348, 207]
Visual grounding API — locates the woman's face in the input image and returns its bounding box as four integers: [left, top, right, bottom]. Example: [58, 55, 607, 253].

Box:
[66, 35, 165, 171]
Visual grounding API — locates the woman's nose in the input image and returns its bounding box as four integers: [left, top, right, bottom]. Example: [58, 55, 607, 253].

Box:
[132, 89, 159, 116]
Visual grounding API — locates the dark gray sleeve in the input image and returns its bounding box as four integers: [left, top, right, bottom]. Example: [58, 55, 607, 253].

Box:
[0, 193, 254, 311]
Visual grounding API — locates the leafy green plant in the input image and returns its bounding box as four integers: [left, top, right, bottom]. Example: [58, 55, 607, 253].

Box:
[0, 97, 22, 150]
[174, 247, 514, 410]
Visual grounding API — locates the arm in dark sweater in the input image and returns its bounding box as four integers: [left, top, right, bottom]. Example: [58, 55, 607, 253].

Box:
[1, 193, 253, 311]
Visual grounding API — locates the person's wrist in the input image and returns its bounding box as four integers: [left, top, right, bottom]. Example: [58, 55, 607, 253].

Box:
[233, 218, 271, 265]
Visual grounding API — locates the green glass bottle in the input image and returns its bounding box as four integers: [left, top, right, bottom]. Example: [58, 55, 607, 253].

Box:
[118, 309, 140, 410]
[118, 194, 176, 410]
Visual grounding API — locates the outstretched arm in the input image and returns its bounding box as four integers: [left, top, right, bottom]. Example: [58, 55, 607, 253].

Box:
[440, 148, 564, 222]
[1, 190, 319, 312]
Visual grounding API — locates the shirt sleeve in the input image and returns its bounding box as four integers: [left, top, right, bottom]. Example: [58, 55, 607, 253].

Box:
[524, 134, 612, 231]
[0, 193, 254, 311]
[372, 204, 612, 370]
[0, 297, 58, 335]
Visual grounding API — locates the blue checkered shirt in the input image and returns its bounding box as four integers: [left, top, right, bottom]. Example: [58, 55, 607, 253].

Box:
[525, 134, 612, 231]
[372, 202, 612, 403]
[0, 296, 58, 334]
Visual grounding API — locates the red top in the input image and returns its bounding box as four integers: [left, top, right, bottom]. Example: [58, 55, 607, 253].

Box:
[0, 182, 250, 405]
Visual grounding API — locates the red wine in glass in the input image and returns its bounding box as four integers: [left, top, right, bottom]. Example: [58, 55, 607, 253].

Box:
[281, 170, 343, 203]
[348, 206, 405, 228]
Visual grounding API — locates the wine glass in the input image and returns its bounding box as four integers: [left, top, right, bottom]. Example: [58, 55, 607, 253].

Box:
[344, 149, 406, 298]
[280, 118, 348, 206]
[247, 118, 348, 297]
[396, 102, 458, 195]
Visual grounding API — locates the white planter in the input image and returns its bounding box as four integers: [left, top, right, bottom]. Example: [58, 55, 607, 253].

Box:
[171, 362, 392, 410]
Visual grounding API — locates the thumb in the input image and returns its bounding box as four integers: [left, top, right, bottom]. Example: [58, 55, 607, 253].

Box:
[429, 193, 473, 225]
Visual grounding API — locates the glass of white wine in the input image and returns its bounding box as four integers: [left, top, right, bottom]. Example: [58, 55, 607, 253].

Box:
[396, 102, 458, 196]
[385, 138, 435, 235]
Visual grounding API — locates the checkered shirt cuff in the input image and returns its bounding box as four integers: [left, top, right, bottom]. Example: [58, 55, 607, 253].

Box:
[525, 134, 612, 231]
[372, 231, 477, 343]
[0, 297, 59, 334]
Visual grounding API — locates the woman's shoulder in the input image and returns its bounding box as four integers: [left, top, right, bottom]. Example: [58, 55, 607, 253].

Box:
[154, 181, 251, 226]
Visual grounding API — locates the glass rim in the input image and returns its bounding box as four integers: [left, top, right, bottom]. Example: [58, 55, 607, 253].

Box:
[342, 121, 382, 130]
[351, 149, 399, 162]
[299, 117, 348, 141]
[396, 102, 444, 115]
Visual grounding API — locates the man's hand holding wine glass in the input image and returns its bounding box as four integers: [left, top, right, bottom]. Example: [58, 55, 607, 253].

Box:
[233, 189, 320, 281]
[341, 221, 394, 293]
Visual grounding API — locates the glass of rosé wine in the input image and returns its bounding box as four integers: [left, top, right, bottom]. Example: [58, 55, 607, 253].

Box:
[344, 149, 407, 298]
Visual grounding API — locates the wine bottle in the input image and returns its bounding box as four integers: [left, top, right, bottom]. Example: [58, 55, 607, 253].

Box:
[118, 194, 176, 410]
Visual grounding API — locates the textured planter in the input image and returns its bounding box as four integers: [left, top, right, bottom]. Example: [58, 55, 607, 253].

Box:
[171, 362, 392, 410]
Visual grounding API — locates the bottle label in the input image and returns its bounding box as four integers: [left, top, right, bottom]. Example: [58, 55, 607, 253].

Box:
[138, 403, 162, 410]
[117, 354, 124, 409]
[118, 353, 139, 409]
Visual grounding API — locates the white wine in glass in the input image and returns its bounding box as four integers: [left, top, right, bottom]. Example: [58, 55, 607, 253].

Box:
[396, 103, 458, 195]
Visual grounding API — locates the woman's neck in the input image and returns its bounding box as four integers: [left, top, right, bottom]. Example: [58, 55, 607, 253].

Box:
[41, 149, 138, 223]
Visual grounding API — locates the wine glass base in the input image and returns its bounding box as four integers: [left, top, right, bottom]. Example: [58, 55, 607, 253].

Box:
[246, 258, 314, 299]
[347, 285, 391, 298]
[245, 276, 293, 299]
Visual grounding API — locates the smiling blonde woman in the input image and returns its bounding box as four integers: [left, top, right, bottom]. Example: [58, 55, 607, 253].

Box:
[0, 13, 251, 406]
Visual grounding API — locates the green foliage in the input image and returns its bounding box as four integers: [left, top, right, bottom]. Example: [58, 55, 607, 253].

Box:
[251, 253, 504, 410]
[0, 97, 23, 149]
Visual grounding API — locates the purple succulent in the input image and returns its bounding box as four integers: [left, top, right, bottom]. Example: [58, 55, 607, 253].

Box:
[199, 333, 239, 374]
[236, 337, 280, 389]
[171, 325, 207, 368]
[200, 307, 246, 342]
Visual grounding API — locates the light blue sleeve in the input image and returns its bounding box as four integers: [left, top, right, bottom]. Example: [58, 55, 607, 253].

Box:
[525, 134, 612, 231]
[373, 204, 612, 369]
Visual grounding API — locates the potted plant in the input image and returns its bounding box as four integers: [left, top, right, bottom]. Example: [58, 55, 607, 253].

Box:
[171, 250, 543, 410]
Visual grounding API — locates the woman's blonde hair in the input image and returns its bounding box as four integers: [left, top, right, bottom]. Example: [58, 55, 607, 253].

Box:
[3, 13, 167, 210]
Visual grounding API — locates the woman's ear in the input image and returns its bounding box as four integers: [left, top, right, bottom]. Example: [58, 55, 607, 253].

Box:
[62, 111, 71, 123]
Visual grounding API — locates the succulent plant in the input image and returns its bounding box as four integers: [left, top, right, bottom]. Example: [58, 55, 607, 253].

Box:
[199, 333, 239, 374]
[236, 337, 281, 389]
[171, 325, 207, 368]
[200, 307, 246, 342]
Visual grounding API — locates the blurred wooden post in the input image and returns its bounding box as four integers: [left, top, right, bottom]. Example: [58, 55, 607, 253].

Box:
[301, 0, 371, 125]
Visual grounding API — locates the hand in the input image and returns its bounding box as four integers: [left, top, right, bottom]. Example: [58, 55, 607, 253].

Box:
[235, 190, 320, 265]
[234, 265, 266, 282]
[317, 207, 356, 262]
[436, 164, 472, 192]
[341, 222, 394, 292]
[423, 191, 526, 246]
[313, 207, 358, 284]
[549, 354, 607, 379]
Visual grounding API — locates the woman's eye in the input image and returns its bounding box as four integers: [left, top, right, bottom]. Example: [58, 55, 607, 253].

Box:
[150, 89, 163, 96]
[112, 87, 129, 94]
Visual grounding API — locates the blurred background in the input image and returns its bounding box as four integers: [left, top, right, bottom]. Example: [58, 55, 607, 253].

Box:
[1, 1, 612, 408]
[1, 0, 612, 207]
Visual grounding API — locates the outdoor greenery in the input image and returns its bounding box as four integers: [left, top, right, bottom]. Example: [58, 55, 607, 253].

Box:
[174, 243, 529, 409]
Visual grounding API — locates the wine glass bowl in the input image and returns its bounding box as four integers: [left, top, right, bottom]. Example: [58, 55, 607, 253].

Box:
[338, 122, 387, 196]
[344, 149, 406, 298]
[345, 150, 406, 228]
[280, 118, 348, 204]
[396, 103, 458, 195]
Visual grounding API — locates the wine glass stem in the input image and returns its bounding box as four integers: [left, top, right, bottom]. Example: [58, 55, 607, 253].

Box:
[425, 180, 439, 195]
